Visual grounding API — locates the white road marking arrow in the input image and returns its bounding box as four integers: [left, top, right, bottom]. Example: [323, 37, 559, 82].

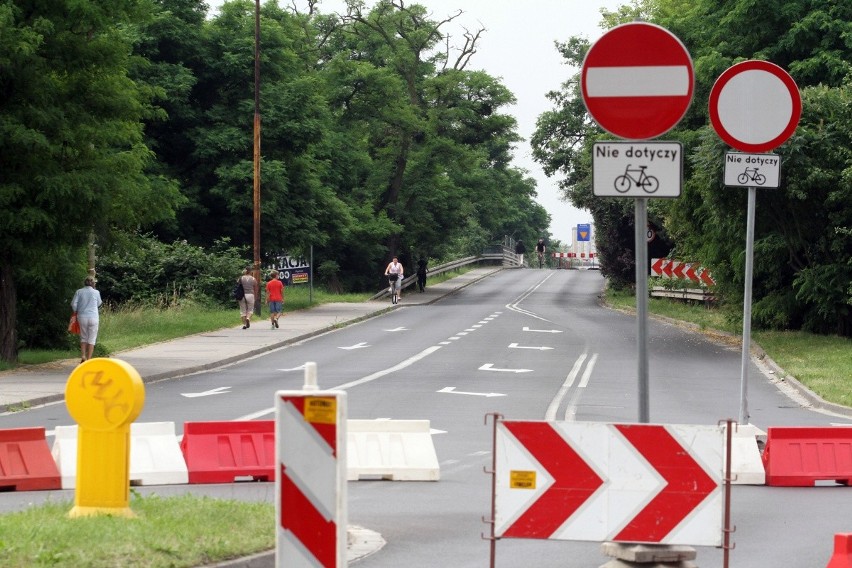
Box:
[181, 386, 231, 398]
[339, 342, 370, 350]
[278, 364, 306, 372]
[385, 327, 408, 332]
[439, 387, 506, 398]
[479, 363, 533, 374]
[509, 343, 554, 351]
[523, 326, 563, 334]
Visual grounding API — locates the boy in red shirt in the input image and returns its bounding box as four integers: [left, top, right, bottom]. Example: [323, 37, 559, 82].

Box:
[266, 271, 285, 329]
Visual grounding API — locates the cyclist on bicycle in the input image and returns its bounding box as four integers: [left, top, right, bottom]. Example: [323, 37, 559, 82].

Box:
[385, 256, 404, 302]
[535, 238, 546, 268]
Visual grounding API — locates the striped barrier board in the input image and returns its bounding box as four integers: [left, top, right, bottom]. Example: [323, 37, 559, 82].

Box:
[276, 390, 347, 568]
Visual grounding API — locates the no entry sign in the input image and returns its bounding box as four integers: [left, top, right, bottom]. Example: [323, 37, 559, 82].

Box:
[709, 60, 801, 153]
[582, 23, 694, 140]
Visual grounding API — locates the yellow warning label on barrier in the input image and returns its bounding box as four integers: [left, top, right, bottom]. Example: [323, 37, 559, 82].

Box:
[304, 397, 337, 424]
[510, 470, 537, 489]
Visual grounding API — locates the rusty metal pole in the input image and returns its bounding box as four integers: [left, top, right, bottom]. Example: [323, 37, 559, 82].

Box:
[252, 0, 262, 315]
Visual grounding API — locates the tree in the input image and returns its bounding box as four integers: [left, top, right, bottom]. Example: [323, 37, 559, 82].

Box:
[0, 0, 183, 361]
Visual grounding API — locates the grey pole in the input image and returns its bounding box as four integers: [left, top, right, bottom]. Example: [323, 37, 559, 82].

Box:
[635, 198, 650, 423]
[739, 187, 756, 424]
[309, 245, 314, 305]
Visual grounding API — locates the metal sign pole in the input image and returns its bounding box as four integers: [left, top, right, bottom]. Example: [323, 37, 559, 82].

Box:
[635, 198, 650, 423]
[739, 187, 756, 424]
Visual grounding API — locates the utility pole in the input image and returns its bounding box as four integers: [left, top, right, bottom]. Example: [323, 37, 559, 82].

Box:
[252, 0, 262, 314]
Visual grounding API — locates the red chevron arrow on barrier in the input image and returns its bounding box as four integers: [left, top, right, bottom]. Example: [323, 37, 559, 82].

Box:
[613, 424, 717, 542]
[502, 422, 604, 538]
[700, 268, 716, 286]
[651, 258, 666, 277]
[662, 259, 674, 278]
[672, 261, 686, 279]
[685, 264, 700, 283]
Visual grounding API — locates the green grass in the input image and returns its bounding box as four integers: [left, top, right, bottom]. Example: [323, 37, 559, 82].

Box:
[0, 494, 274, 568]
[604, 287, 852, 407]
[1, 285, 372, 372]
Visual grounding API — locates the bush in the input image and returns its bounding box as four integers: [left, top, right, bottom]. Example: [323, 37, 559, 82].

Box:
[96, 235, 248, 307]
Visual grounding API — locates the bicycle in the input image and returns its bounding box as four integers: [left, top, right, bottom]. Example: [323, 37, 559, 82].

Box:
[737, 167, 766, 185]
[614, 164, 659, 194]
[387, 273, 400, 304]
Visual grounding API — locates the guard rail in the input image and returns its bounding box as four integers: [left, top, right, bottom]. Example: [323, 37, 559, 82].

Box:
[371, 247, 520, 300]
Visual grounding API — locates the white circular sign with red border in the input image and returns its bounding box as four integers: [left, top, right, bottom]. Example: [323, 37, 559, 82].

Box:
[581, 22, 694, 140]
[709, 60, 801, 153]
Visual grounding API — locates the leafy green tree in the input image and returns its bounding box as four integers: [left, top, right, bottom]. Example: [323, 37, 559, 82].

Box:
[533, 0, 851, 334]
[0, 0, 183, 360]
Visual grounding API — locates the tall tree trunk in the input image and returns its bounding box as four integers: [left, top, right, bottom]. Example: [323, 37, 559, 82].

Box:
[0, 256, 18, 362]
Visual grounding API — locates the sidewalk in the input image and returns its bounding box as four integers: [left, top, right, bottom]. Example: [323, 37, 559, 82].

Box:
[0, 268, 502, 566]
[0, 267, 502, 413]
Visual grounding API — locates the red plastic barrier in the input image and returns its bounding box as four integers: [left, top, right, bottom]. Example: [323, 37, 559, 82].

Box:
[181, 421, 275, 484]
[762, 427, 852, 487]
[0, 427, 61, 491]
[826, 534, 852, 568]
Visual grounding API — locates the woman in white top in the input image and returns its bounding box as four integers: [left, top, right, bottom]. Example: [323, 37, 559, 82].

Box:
[71, 277, 102, 363]
[384, 256, 404, 300]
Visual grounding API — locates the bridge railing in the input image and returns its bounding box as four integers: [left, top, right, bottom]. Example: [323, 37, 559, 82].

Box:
[370, 246, 521, 300]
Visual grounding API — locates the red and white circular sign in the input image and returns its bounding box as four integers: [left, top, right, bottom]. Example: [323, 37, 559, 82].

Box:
[709, 60, 801, 153]
[581, 22, 694, 140]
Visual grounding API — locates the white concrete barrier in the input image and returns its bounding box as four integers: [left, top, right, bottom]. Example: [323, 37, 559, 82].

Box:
[724, 423, 766, 485]
[347, 420, 440, 481]
[51, 422, 189, 488]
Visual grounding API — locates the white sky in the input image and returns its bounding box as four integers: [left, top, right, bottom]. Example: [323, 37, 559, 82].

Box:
[206, 0, 623, 245]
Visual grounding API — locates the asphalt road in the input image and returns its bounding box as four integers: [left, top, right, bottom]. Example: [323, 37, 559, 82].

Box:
[2, 269, 850, 567]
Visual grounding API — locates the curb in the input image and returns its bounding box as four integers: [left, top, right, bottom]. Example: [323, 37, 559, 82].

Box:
[599, 295, 852, 419]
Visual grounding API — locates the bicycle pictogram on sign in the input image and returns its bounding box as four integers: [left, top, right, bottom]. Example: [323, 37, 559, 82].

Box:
[614, 164, 659, 194]
[737, 167, 766, 185]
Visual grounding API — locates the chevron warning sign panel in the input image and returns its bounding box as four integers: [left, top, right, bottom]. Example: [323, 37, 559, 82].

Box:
[495, 421, 724, 545]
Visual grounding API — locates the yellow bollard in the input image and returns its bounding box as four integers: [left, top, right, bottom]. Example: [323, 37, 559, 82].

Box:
[65, 358, 145, 518]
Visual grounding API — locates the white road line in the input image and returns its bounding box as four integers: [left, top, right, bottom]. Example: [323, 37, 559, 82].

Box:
[238, 345, 444, 420]
[335, 346, 443, 390]
[545, 353, 588, 420]
[506, 273, 554, 322]
[578, 354, 598, 388]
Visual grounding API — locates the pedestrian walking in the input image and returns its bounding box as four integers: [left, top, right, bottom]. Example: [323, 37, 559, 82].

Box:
[237, 267, 257, 329]
[266, 270, 284, 329]
[71, 277, 102, 363]
[514, 240, 526, 267]
[416, 256, 428, 292]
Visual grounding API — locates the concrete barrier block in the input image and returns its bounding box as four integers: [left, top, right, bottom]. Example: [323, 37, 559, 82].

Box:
[52, 422, 189, 488]
[347, 419, 440, 481]
[724, 423, 766, 485]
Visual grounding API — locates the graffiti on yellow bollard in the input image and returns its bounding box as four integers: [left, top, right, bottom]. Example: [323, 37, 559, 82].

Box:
[65, 358, 145, 518]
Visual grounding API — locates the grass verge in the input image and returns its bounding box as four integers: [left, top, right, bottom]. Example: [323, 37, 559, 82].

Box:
[0, 494, 274, 568]
[604, 287, 852, 407]
[2, 285, 372, 371]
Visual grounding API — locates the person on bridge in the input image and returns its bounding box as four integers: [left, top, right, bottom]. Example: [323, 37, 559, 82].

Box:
[416, 256, 428, 292]
[535, 238, 546, 268]
[266, 271, 284, 329]
[385, 256, 404, 301]
[514, 239, 526, 266]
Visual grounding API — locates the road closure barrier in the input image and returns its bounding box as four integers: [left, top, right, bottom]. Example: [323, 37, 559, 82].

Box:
[725, 423, 766, 485]
[0, 427, 61, 491]
[826, 534, 852, 568]
[763, 427, 852, 487]
[53, 422, 189, 488]
[181, 420, 275, 484]
[347, 419, 440, 481]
